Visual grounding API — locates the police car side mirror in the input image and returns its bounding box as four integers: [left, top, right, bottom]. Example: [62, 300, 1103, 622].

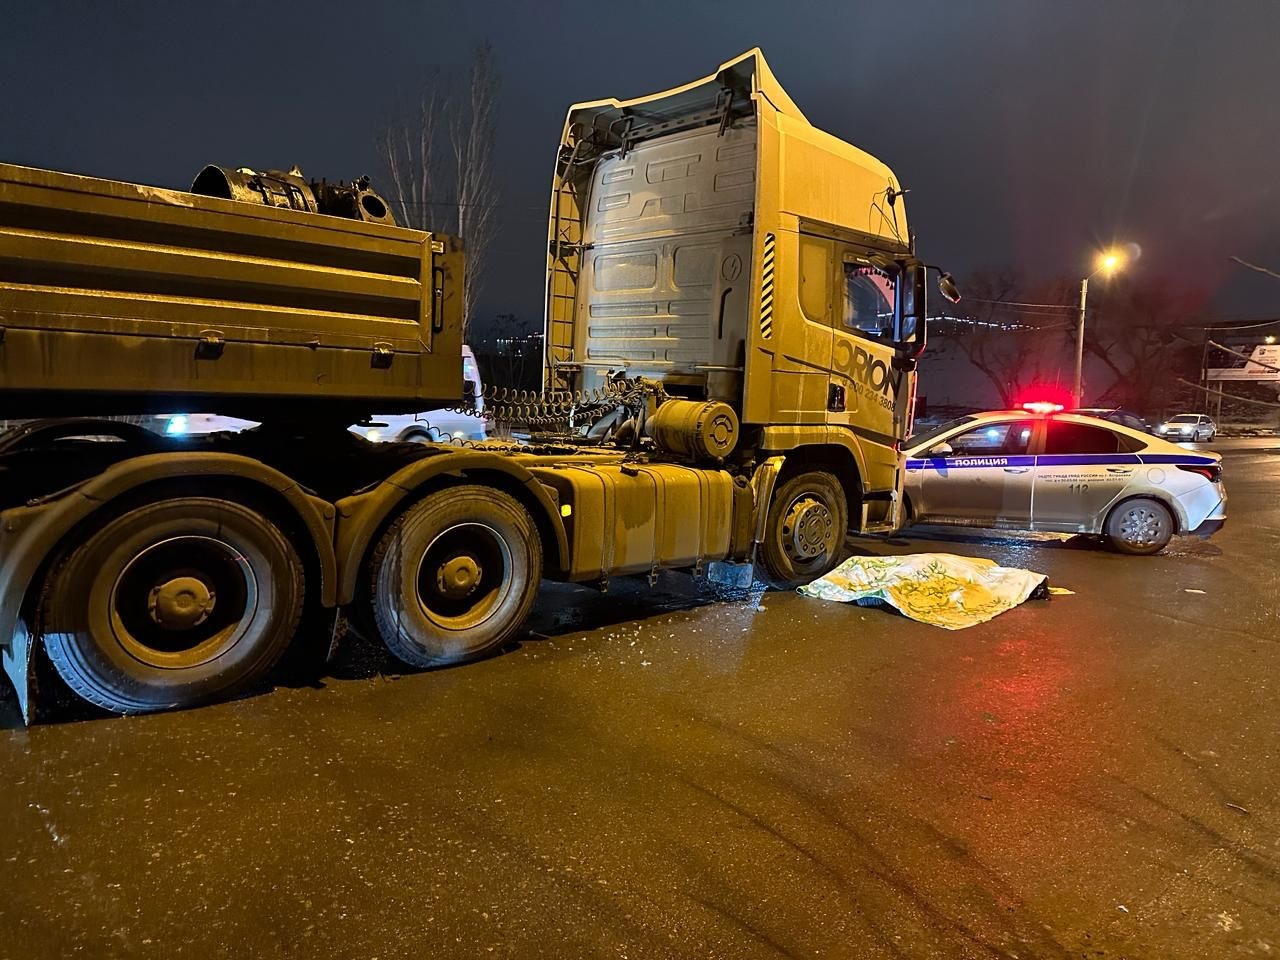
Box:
[929, 441, 953, 457]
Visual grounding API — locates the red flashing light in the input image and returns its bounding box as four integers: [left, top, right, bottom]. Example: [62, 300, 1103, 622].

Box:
[1021, 401, 1065, 415]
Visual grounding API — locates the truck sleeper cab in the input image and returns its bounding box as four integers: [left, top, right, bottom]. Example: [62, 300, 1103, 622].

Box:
[545, 49, 946, 539]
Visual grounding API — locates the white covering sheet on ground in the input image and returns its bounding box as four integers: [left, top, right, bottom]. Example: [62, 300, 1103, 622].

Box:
[797, 554, 1048, 630]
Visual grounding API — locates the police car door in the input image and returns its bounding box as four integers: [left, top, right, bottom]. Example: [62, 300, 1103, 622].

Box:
[1033, 420, 1140, 531]
[919, 419, 1036, 524]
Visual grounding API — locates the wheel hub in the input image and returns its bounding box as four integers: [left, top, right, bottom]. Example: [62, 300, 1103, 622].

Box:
[147, 576, 216, 631]
[1121, 507, 1163, 544]
[782, 498, 834, 561]
[436, 555, 482, 599]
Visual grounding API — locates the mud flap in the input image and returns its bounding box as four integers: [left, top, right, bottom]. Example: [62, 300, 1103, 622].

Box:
[1, 621, 35, 725]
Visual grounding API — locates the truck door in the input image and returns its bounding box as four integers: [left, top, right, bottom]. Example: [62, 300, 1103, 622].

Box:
[827, 255, 902, 440]
[824, 252, 908, 506]
[918, 418, 1036, 524]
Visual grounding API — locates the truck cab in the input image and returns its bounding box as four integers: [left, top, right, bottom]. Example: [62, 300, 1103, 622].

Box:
[545, 49, 945, 533]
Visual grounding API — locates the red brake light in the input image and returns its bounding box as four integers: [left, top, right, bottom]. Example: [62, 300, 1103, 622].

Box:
[1021, 401, 1064, 414]
[1177, 463, 1222, 483]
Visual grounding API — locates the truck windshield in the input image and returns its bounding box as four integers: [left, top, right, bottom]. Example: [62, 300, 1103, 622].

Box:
[907, 416, 976, 451]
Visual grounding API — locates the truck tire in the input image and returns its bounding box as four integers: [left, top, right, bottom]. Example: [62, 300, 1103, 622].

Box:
[758, 470, 848, 589]
[1104, 497, 1174, 555]
[41, 498, 304, 714]
[368, 485, 542, 668]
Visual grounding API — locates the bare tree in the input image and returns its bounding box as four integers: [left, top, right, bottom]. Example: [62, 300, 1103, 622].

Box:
[449, 43, 498, 337]
[379, 83, 442, 231]
[378, 43, 499, 340]
[949, 270, 1070, 407]
[1084, 277, 1203, 413]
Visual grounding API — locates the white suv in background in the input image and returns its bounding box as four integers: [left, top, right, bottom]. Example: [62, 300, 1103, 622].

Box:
[348, 346, 490, 443]
[1154, 414, 1216, 443]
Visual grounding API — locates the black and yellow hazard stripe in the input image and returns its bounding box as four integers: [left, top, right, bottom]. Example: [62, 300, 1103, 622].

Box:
[759, 232, 775, 339]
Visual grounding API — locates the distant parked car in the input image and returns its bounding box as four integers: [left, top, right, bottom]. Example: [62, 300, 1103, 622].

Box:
[1154, 414, 1216, 443]
[902, 404, 1226, 554]
[1071, 407, 1152, 434]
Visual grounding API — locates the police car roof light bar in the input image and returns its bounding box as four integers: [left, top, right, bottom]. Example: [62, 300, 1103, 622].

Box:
[1021, 401, 1064, 415]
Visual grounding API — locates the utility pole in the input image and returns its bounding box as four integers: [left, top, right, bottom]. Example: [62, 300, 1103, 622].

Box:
[1072, 248, 1128, 408]
[1073, 276, 1088, 408]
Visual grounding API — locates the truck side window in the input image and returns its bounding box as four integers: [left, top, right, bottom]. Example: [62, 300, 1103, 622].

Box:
[842, 262, 895, 341]
[799, 236, 831, 322]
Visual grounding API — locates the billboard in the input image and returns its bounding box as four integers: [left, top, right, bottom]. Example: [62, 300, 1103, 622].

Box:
[1205, 340, 1280, 382]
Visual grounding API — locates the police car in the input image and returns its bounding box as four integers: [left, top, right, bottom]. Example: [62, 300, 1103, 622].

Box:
[901, 403, 1226, 554]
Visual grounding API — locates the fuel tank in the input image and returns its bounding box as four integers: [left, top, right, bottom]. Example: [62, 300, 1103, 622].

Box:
[531, 463, 753, 582]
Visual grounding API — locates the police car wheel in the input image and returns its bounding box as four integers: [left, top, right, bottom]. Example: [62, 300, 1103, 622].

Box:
[758, 471, 848, 589]
[1105, 498, 1174, 555]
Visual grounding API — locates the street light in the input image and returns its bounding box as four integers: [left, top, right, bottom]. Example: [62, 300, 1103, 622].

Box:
[1073, 247, 1128, 408]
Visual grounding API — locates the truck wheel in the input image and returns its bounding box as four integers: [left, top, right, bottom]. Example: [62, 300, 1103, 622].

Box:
[1105, 497, 1174, 555]
[758, 471, 848, 589]
[368, 485, 542, 668]
[41, 498, 304, 714]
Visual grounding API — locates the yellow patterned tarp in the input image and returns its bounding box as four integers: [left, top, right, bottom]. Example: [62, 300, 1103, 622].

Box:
[797, 554, 1048, 630]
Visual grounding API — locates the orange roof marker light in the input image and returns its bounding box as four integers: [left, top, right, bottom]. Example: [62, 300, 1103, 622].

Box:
[1021, 401, 1064, 415]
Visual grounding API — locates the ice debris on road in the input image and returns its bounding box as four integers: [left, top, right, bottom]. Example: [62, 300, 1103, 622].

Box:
[797, 553, 1050, 629]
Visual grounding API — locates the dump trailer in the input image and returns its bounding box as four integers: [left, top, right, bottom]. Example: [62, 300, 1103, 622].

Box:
[0, 49, 954, 722]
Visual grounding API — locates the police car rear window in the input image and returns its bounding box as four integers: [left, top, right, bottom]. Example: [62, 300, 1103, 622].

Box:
[1044, 422, 1144, 454]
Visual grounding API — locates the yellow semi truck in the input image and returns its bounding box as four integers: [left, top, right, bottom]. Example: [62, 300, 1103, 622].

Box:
[0, 50, 955, 720]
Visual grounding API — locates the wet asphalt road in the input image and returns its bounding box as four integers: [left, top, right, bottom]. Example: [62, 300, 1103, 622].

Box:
[1, 439, 1277, 959]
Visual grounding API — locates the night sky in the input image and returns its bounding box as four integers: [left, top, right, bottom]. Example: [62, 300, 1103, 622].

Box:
[3, 0, 1278, 329]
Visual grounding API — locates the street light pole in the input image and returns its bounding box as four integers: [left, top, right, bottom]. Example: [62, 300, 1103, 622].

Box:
[1073, 275, 1089, 408]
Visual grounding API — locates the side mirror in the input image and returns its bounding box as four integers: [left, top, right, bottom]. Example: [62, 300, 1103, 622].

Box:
[896, 261, 928, 359]
[929, 441, 953, 457]
[938, 272, 961, 304]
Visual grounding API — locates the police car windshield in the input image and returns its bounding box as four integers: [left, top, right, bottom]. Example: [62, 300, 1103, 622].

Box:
[908, 416, 976, 450]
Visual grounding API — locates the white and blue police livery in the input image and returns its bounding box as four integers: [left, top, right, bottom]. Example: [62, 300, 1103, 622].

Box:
[901, 406, 1226, 554]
